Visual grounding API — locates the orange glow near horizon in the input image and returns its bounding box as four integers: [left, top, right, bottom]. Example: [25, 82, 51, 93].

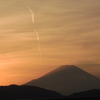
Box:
[0, 57, 73, 85]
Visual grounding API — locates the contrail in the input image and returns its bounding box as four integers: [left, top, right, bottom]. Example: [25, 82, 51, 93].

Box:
[34, 29, 42, 57]
[28, 6, 34, 23]
[28, 6, 42, 57]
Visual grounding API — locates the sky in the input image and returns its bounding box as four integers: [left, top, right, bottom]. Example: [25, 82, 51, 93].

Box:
[0, 0, 100, 85]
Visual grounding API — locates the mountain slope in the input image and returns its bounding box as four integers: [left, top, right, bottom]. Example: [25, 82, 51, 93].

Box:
[25, 65, 100, 95]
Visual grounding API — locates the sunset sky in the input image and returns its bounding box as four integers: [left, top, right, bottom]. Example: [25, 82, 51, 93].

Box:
[0, 0, 100, 85]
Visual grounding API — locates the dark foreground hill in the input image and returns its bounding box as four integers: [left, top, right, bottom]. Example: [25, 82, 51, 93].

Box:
[69, 89, 100, 97]
[35, 89, 100, 100]
[15, 89, 100, 100]
[0, 85, 63, 99]
[25, 65, 100, 95]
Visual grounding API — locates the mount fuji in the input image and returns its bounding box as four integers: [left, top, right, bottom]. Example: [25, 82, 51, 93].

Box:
[25, 65, 100, 95]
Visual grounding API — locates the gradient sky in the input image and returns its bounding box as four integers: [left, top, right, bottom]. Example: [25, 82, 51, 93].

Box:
[0, 0, 100, 85]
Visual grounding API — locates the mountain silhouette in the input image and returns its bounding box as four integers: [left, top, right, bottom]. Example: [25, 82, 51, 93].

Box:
[0, 85, 62, 99]
[69, 89, 100, 97]
[25, 65, 100, 95]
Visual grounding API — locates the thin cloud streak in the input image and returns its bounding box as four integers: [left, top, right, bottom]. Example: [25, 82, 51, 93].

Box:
[28, 6, 35, 23]
[28, 6, 42, 57]
[34, 29, 42, 57]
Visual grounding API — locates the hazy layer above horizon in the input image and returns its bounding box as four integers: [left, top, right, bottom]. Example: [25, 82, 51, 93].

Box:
[0, 0, 100, 85]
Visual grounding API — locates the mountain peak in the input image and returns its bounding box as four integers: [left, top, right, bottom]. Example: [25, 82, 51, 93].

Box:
[51, 65, 81, 74]
[25, 65, 100, 95]
[59, 65, 77, 69]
